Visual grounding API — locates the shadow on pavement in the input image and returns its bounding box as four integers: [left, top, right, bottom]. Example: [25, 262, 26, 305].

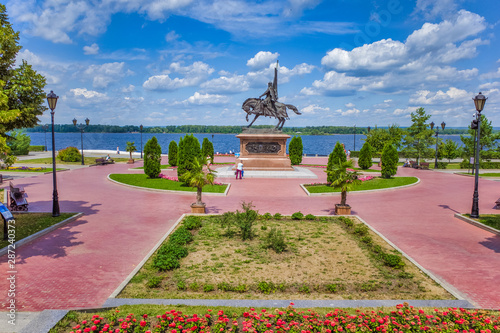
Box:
[479, 235, 500, 253]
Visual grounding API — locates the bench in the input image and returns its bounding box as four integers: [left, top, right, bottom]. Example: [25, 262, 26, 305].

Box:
[420, 162, 430, 170]
[94, 158, 114, 166]
[495, 198, 500, 209]
[410, 161, 418, 168]
[9, 182, 28, 211]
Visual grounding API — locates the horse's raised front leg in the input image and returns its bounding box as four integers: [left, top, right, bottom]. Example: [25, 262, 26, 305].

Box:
[247, 114, 259, 128]
[279, 118, 286, 130]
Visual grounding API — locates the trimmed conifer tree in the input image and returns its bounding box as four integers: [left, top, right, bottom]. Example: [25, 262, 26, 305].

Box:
[177, 134, 201, 182]
[327, 142, 347, 183]
[381, 143, 398, 178]
[358, 142, 373, 170]
[168, 140, 178, 166]
[144, 136, 162, 178]
[201, 137, 214, 163]
[289, 136, 303, 165]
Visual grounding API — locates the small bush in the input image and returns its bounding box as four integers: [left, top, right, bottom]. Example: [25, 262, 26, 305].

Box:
[358, 281, 380, 292]
[354, 224, 369, 236]
[291, 212, 304, 220]
[298, 284, 310, 293]
[338, 216, 354, 227]
[305, 214, 316, 220]
[326, 283, 338, 293]
[263, 228, 287, 253]
[273, 213, 282, 220]
[203, 284, 215, 292]
[398, 272, 414, 279]
[184, 216, 202, 230]
[358, 142, 373, 170]
[234, 284, 248, 293]
[153, 254, 180, 271]
[260, 212, 272, 220]
[169, 226, 193, 245]
[177, 281, 187, 290]
[157, 243, 188, 259]
[217, 282, 234, 292]
[146, 276, 162, 288]
[29, 145, 45, 152]
[260, 225, 268, 230]
[361, 236, 373, 244]
[382, 253, 405, 269]
[257, 281, 276, 294]
[57, 147, 81, 162]
[189, 282, 199, 291]
[381, 143, 398, 178]
[144, 136, 162, 178]
[436, 162, 448, 169]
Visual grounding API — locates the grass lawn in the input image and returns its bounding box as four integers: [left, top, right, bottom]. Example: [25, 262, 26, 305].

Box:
[0, 212, 75, 249]
[120, 214, 451, 300]
[133, 164, 171, 170]
[301, 164, 380, 173]
[304, 177, 418, 193]
[109, 174, 227, 193]
[477, 172, 500, 177]
[467, 214, 500, 230]
[18, 157, 131, 165]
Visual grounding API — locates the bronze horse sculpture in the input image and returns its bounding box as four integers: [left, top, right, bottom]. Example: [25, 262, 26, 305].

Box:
[242, 97, 301, 130]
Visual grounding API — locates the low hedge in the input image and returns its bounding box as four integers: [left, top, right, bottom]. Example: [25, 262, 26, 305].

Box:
[29, 145, 45, 152]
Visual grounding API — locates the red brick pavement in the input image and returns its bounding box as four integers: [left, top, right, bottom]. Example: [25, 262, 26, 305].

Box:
[0, 157, 499, 311]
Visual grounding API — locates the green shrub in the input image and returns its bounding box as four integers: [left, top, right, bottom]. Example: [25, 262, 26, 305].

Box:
[235, 202, 258, 241]
[273, 213, 282, 220]
[260, 212, 272, 220]
[168, 140, 178, 167]
[291, 212, 304, 220]
[152, 254, 180, 271]
[146, 276, 162, 288]
[354, 224, 369, 236]
[157, 243, 188, 259]
[381, 143, 398, 178]
[382, 253, 405, 269]
[327, 142, 347, 183]
[234, 284, 248, 293]
[289, 136, 303, 165]
[398, 272, 414, 279]
[177, 280, 187, 290]
[358, 142, 373, 170]
[326, 283, 338, 293]
[144, 136, 162, 178]
[189, 282, 199, 291]
[435, 162, 448, 169]
[305, 214, 316, 220]
[184, 216, 202, 230]
[361, 236, 373, 244]
[177, 134, 201, 182]
[338, 216, 354, 227]
[29, 145, 45, 152]
[257, 281, 276, 294]
[168, 226, 193, 245]
[298, 284, 310, 293]
[201, 137, 214, 164]
[358, 281, 379, 292]
[263, 228, 287, 253]
[217, 282, 234, 292]
[57, 147, 81, 162]
[203, 284, 215, 292]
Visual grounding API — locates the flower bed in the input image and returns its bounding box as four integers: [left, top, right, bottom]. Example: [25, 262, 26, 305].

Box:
[159, 173, 224, 186]
[3, 166, 47, 172]
[55, 303, 500, 333]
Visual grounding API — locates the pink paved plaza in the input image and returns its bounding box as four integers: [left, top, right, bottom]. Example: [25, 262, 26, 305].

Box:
[1, 156, 499, 312]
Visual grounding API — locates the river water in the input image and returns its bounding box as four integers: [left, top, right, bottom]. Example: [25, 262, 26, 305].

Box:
[26, 132, 465, 156]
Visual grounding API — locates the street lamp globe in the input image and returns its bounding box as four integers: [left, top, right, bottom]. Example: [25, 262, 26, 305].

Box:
[47, 91, 58, 111]
[441, 122, 446, 130]
[473, 92, 487, 112]
[430, 121, 434, 130]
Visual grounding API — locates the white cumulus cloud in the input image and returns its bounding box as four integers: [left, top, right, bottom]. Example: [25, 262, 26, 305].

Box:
[247, 51, 280, 69]
[83, 43, 99, 55]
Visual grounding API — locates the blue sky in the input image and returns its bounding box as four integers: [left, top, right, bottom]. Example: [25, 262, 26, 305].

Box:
[7, 0, 500, 128]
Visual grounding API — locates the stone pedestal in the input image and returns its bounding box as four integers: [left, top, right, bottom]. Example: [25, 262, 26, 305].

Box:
[235, 129, 293, 171]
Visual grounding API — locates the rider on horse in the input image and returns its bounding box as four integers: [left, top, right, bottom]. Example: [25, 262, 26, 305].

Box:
[259, 82, 278, 117]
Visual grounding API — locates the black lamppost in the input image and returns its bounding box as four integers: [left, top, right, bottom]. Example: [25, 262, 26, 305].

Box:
[42, 124, 49, 151]
[47, 91, 60, 217]
[353, 124, 356, 152]
[430, 121, 446, 169]
[367, 126, 371, 133]
[472, 114, 477, 175]
[470, 92, 487, 218]
[140, 124, 143, 159]
[73, 118, 90, 165]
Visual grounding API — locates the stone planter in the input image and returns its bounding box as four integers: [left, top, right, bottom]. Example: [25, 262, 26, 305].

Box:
[335, 204, 351, 215]
[191, 203, 206, 214]
[127, 159, 134, 164]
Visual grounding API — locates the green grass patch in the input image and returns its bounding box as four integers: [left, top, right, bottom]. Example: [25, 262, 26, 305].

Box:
[466, 214, 500, 230]
[445, 163, 461, 169]
[477, 172, 500, 177]
[19, 157, 131, 165]
[109, 174, 227, 193]
[0, 213, 76, 249]
[304, 177, 418, 193]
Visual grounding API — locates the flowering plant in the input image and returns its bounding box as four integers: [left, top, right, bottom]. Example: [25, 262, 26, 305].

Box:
[66, 303, 500, 333]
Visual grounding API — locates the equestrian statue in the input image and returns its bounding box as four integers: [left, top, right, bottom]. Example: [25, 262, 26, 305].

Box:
[242, 61, 301, 130]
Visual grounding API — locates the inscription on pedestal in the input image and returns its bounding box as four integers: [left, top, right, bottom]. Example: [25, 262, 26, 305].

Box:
[245, 142, 281, 154]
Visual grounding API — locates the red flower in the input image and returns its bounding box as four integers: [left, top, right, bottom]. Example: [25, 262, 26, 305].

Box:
[141, 320, 147, 327]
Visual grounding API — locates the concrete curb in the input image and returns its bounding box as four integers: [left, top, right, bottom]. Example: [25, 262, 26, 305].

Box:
[300, 177, 421, 196]
[355, 215, 474, 306]
[106, 174, 231, 196]
[453, 213, 500, 236]
[108, 214, 186, 298]
[0, 213, 83, 257]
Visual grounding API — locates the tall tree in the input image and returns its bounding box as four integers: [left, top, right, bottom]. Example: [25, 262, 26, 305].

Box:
[381, 143, 398, 178]
[358, 142, 373, 170]
[168, 140, 178, 166]
[327, 142, 347, 184]
[144, 136, 162, 178]
[289, 136, 303, 165]
[460, 114, 500, 160]
[201, 137, 214, 164]
[177, 134, 201, 182]
[402, 108, 434, 164]
[364, 124, 404, 153]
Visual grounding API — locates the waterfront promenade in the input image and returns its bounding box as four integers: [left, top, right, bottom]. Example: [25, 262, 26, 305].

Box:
[0, 154, 499, 330]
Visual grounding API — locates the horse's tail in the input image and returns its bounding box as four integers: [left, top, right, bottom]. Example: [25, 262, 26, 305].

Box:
[285, 104, 301, 115]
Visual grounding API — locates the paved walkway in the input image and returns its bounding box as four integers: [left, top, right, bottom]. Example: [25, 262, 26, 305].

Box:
[0, 156, 499, 318]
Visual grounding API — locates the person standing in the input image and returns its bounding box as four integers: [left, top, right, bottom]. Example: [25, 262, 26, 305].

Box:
[236, 161, 243, 179]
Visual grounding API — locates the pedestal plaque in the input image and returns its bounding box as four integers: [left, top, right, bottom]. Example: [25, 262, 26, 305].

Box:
[235, 129, 293, 171]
